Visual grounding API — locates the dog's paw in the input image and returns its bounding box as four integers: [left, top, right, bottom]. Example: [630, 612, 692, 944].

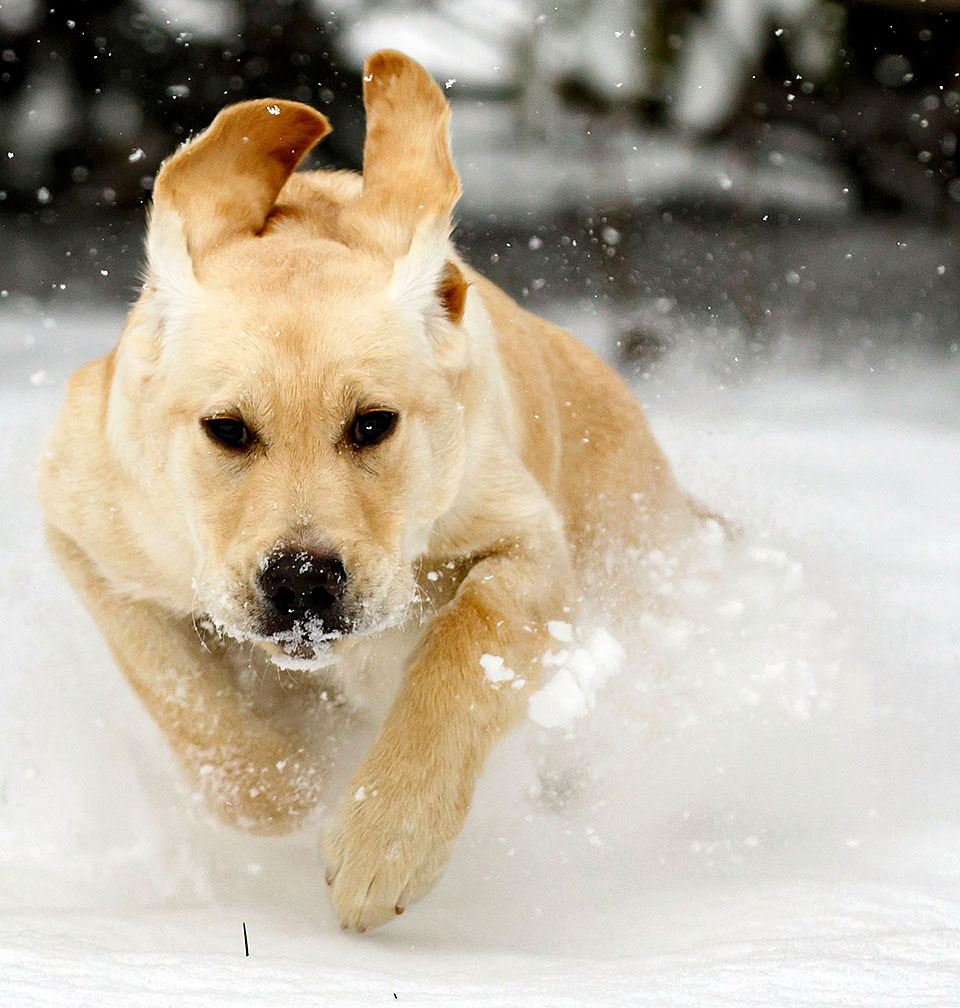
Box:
[322, 782, 454, 932]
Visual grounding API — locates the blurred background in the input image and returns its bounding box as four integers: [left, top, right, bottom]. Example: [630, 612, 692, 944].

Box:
[2, 0, 960, 369]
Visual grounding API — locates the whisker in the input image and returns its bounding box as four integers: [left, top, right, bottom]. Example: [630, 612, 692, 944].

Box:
[189, 598, 212, 653]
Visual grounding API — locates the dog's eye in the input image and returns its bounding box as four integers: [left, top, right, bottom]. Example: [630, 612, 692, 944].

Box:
[202, 415, 253, 451]
[350, 410, 397, 448]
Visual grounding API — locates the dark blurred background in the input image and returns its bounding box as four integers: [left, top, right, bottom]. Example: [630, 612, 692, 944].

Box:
[2, 0, 959, 368]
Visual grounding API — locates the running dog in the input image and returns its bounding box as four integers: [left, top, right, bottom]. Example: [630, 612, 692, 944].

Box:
[39, 50, 703, 931]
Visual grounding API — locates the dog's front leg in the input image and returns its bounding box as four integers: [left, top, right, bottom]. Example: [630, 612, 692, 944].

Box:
[46, 526, 330, 834]
[324, 534, 571, 931]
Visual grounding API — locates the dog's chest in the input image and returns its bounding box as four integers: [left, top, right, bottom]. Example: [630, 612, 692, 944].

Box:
[325, 624, 419, 721]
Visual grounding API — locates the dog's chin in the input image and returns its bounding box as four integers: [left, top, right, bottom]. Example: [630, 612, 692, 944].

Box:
[257, 635, 342, 672]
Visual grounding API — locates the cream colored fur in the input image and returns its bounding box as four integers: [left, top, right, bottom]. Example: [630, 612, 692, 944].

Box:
[39, 51, 703, 932]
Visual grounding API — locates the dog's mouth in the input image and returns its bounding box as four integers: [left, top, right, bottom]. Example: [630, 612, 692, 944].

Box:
[258, 632, 341, 670]
[254, 598, 413, 669]
[201, 615, 346, 670]
[257, 610, 354, 665]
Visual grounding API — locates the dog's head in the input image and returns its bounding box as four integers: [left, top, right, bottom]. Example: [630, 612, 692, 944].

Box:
[112, 52, 480, 666]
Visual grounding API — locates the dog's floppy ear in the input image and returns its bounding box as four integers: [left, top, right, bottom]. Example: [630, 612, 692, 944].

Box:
[145, 98, 330, 293]
[357, 50, 461, 241]
[351, 51, 467, 327]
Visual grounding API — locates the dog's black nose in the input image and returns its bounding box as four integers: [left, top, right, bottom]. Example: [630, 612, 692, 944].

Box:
[258, 550, 348, 636]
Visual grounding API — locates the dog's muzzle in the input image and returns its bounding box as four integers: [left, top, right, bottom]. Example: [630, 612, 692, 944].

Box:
[258, 549, 352, 650]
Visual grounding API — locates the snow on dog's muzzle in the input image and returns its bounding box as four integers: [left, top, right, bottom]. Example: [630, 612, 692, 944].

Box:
[258, 549, 353, 654]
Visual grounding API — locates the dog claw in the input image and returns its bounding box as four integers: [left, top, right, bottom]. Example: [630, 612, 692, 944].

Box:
[325, 872, 333, 886]
[395, 904, 404, 915]
[356, 925, 366, 934]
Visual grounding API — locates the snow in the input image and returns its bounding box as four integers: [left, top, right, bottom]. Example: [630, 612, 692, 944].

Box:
[528, 667, 586, 729]
[341, 9, 517, 89]
[2, 301, 960, 1004]
[529, 627, 626, 729]
[139, 0, 241, 43]
[546, 620, 573, 643]
[452, 113, 848, 217]
[480, 653, 515, 685]
[0, 0, 39, 33]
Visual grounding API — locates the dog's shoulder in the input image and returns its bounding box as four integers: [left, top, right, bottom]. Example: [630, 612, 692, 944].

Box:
[467, 269, 648, 449]
[465, 270, 691, 550]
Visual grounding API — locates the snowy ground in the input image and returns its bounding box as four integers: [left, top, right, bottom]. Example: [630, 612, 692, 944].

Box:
[1, 300, 959, 1005]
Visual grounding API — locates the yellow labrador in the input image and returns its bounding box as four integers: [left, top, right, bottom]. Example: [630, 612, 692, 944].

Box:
[39, 51, 704, 931]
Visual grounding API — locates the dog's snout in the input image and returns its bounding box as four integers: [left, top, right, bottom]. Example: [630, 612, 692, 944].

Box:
[259, 550, 347, 635]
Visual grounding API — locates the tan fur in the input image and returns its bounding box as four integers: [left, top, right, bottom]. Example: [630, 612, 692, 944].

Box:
[39, 51, 702, 932]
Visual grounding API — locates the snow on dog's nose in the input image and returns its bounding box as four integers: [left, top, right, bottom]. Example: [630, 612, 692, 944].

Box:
[258, 549, 349, 641]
